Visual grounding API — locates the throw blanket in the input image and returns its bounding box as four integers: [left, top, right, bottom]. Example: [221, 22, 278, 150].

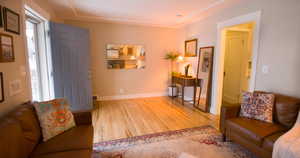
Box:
[273, 112, 300, 158]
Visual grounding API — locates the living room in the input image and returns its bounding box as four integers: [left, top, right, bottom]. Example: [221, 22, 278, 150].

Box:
[0, 0, 299, 158]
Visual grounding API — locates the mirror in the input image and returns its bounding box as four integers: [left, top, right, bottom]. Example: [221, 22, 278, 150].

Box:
[106, 44, 146, 69]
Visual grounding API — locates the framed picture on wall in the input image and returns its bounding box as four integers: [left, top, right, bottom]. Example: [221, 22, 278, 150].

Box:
[195, 46, 214, 112]
[185, 39, 198, 57]
[0, 72, 4, 103]
[3, 7, 20, 34]
[0, 6, 3, 27]
[0, 34, 14, 62]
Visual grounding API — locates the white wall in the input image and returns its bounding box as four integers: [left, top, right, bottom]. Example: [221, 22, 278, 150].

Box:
[182, 0, 300, 113]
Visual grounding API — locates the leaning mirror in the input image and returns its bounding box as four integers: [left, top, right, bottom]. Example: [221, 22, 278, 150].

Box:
[106, 44, 146, 69]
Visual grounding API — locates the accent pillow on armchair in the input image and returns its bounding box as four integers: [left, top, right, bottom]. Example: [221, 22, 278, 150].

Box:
[240, 91, 275, 123]
[33, 98, 76, 141]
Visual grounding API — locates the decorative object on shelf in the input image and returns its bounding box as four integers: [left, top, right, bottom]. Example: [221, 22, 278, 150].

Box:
[0, 6, 3, 27]
[184, 64, 191, 77]
[3, 7, 20, 35]
[185, 39, 198, 57]
[195, 46, 214, 112]
[164, 52, 180, 97]
[106, 44, 145, 69]
[0, 33, 14, 62]
[0, 72, 4, 103]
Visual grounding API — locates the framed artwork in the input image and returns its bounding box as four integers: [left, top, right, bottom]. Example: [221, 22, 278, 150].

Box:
[185, 39, 198, 57]
[0, 34, 14, 62]
[0, 72, 4, 103]
[195, 46, 214, 112]
[0, 6, 3, 27]
[3, 7, 20, 34]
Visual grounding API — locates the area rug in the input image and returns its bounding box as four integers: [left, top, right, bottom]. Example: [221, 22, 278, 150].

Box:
[93, 126, 256, 158]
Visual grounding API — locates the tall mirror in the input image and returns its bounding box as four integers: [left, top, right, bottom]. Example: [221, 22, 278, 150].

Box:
[106, 44, 146, 69]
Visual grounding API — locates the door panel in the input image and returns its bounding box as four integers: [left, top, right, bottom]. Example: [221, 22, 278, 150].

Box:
[49, 22, 92, 111]
[223, 31, 248, 104]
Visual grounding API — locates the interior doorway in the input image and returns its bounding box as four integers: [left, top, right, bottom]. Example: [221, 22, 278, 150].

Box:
[210, 11, 261, 114]
[222, 23, 254, 104]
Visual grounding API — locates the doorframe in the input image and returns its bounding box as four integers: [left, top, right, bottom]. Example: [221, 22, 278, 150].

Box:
[210, 11, 262, 114]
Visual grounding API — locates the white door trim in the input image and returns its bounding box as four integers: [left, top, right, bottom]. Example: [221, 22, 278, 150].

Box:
[210, 11, 262, 114]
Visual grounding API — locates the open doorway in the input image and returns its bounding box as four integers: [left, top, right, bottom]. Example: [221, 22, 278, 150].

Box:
[210, 11, 261, 114]
[222, 23, 255, 104]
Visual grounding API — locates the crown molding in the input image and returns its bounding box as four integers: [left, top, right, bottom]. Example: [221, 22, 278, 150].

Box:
[65, 0, 225, 28]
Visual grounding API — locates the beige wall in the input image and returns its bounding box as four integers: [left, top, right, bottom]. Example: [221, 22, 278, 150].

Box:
[182, 0, 300, 112]
[65, 20, 181, 98]
[0, 0, 30, 117]
[0, 0, 58, 117]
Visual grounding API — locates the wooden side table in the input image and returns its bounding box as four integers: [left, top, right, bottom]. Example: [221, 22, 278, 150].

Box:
[172, 75, 197, 106]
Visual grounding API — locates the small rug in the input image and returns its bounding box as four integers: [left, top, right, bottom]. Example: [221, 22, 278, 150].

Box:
[93, 126, 256, 158]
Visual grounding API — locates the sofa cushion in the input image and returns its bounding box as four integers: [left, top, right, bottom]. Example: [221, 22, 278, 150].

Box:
[34, 99, 76, 141]
[240, 92, 275, 123]
[0, 118, 27, 158]
[273, 94, 300, 128]
[30, 149, 91, 158]
[262, 131, 285, 152]
[31, 125, 93, 156]
[10, 104, 41, 153]
[226, 117, 286, 145]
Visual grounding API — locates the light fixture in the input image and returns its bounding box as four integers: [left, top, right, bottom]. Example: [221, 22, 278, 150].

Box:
[177, 55, 184, 62]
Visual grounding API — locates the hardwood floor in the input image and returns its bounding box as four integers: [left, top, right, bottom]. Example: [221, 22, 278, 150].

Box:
[92, 97, 220, 143]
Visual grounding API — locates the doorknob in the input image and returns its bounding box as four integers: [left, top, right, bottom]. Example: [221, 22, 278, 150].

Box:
[224, 71, 226, 77]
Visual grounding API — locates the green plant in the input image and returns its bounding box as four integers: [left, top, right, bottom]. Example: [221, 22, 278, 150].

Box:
[164, 52, 179, 61]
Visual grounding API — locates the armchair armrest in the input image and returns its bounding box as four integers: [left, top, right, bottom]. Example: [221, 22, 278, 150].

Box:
[72, 110, 92, 125]
[220, 104, 241, 134]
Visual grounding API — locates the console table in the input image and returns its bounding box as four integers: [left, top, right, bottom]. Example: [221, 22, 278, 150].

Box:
[171, 75, 197, 106]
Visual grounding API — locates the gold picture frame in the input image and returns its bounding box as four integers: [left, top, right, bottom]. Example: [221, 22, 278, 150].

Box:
[185, 39, 198, 57]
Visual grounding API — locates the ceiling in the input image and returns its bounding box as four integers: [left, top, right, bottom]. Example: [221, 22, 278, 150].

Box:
[46, 0, 226, 27]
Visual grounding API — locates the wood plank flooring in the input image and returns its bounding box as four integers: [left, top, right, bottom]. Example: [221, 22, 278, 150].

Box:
[92, 97, 219, 143]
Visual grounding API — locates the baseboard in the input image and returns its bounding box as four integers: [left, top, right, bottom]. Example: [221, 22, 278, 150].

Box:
[97, 92, 168, 101]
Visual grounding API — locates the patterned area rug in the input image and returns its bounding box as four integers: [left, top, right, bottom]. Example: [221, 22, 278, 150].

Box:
[93, 126, 256, 158]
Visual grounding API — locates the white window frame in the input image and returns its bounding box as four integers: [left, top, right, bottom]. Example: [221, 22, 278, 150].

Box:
[25, 7, 54, 101]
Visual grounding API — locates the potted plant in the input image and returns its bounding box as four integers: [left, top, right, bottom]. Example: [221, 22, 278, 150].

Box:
[164, 52, 180, 97]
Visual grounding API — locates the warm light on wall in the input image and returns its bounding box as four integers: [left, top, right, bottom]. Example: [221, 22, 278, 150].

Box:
[177, 55, 184, 62]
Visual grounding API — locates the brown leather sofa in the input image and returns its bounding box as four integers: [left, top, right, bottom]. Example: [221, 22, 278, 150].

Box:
[220, 93, 300, 158]
[0, 102, 94, 158]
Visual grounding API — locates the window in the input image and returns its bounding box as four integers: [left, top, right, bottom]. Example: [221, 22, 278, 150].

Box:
[25, 8, 54, 101]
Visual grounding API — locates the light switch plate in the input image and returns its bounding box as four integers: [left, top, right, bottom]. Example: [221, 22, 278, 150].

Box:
[9, 80, 22, 96]
[262, 65, 269, 74]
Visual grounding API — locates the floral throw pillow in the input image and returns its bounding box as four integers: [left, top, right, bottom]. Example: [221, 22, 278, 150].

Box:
[33, 98, 76, 141]
[240, 92, 275, 123]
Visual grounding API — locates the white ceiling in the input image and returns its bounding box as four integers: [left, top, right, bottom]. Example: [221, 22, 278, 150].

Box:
[46, 0, 225, 27]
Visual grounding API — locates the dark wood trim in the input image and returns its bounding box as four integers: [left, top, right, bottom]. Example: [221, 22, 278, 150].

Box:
[0, 72, 4, 103]
[184, 39, 198, 57]
[0, 33, 15, 62]
[0, 6, 3, 28]
[3, 7, 20, 35]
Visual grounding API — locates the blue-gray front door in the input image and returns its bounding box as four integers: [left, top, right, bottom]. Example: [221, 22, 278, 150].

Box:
[49, 22, 92, 111]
